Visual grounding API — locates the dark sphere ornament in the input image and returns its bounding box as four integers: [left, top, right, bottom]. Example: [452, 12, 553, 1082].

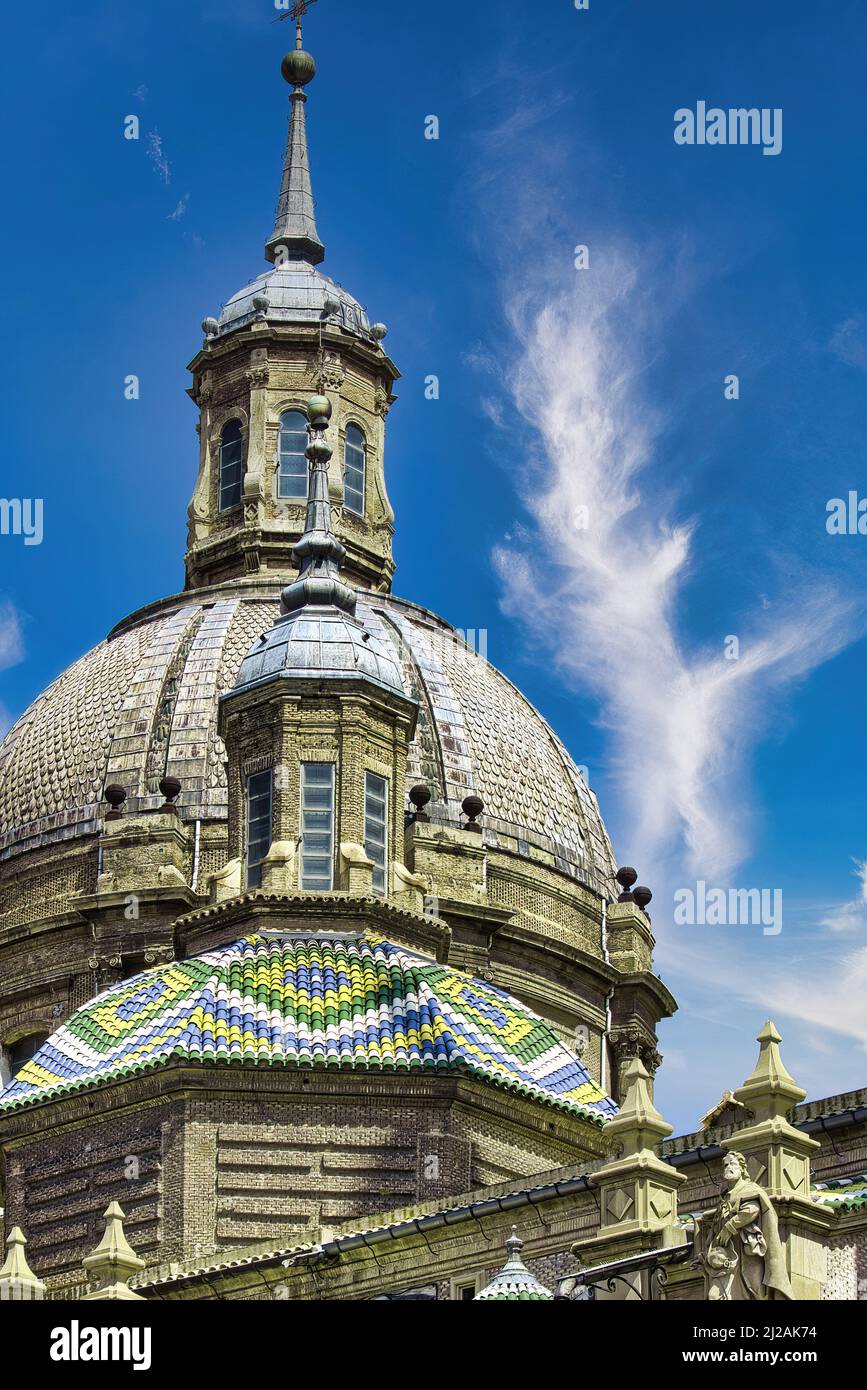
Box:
[409, 785, 432, 811]
[616, 865, 638, 902]
[633, 885, 653, 912]
[462, 794, 484, 824]
[104, 784, 127, 821]
[281, 48, 317, 87]
[159, 776, 182, 810]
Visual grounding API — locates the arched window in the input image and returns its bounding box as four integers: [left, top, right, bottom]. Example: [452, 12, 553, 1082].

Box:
[344, 424, 366, 516]
[278, 410, 309, 500]
[218, 419, 244, 512]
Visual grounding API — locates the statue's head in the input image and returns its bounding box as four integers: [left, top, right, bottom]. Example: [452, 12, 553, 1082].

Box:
[722, 1150, 750, 1187]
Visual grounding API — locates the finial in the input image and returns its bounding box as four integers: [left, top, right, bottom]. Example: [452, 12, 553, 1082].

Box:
[505, 1225, 523, 1259]
[462, 794, 484, 832]
[267, 1, 325, 266]
[104, 784, 127, 821]
[0, 1226, 45, 1300]
[604, 1054, 673, 1158]
[733, 1018, 806, 1122]
[81, 1201, 146, 1301]
[409, 784, 432, 822]
[633, 884, 652, 916]
[279, 397, 357, 617]
[158, 776, 182, 815]
[615, 866, 637, 901]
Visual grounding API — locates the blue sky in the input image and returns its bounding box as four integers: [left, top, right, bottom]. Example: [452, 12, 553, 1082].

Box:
[2, 0, 867, 1131]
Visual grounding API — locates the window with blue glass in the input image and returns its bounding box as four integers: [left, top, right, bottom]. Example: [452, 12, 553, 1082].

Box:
[364, 772, 388, 895]
[344, 424, 366, 516]
[300, 763, 335, 890]
[278, 409, 309, 500]
[219, 419, 244, 512]
[245, 769, 273, 889]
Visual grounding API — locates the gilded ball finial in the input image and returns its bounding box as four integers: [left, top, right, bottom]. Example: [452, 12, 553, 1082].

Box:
[281, 47, 316, 87]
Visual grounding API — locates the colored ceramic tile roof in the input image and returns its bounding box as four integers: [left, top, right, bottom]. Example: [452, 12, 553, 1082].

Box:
[813, 1176, 867, 1211]
[474, 1228, 554, 1301]
[0, 934, 617, 1121]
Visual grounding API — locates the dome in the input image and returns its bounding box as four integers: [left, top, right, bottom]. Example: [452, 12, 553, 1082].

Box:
[474, 1227, 554, 1301]
[231, 606, 407, 699]
[0, 933, 616, 1120]
[0, 585, 617, 891]
[216, 262, 374, 341]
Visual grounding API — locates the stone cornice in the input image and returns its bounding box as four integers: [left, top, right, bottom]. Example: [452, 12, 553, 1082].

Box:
[173, 890, 452, 961]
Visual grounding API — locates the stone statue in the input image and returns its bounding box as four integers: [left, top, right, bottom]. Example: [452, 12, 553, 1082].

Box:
[693, 1151, 794, 1300]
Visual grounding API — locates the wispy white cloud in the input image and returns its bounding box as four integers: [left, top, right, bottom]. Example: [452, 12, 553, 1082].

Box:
[147, 129, 171, 185]
[0, 601, 24, 672]
[168, 194, 190, 221]
[819, 858, 867, 932]
[0, 601, 23, 740]
[829, 316, 867, 372]
[490, 250, 861, 879]
[730, 945, 867, 1051]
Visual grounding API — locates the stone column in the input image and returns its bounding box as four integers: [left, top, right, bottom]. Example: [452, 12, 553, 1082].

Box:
[242, 351, 271, 566]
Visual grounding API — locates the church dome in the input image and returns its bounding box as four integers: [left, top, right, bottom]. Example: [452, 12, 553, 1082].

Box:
[215, 262, 374, 342]
[0, 932, 616, 1120]
[0, 584, 617, 892]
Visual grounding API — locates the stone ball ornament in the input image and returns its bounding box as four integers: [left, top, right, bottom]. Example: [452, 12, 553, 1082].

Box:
[409, 785, 432, 811]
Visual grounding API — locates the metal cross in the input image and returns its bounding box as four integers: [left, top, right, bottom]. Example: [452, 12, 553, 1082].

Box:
[275, 0, 321, 22]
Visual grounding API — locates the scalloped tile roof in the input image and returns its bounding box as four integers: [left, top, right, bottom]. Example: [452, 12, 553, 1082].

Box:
[0, 589, 617, 893]
[475, 1229, 554, 1301]
[0, 934, 617, 1121]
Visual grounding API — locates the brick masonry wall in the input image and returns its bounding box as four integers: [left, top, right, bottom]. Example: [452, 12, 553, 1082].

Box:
[1, 1071, 606, 1287]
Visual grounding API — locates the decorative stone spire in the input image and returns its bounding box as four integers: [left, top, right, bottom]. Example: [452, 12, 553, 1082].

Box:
[280, 396, 357, 616]
[733, 1018, 806, 1122]
[570, 1056, 687, 1274]
[81, 1201, 145, 1301]
[0, 1226, 45, 1300]
[265, 7, 325, 266]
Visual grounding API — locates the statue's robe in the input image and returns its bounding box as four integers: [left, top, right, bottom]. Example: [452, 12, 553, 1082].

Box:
[695, 1178, 794, 1301]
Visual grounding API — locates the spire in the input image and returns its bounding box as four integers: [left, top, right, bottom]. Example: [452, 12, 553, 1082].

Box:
[280, 396, 357, 616]
[81, 1201, 146, 1301]
[266, 6, 325, 267]
[0, 1226, 45, 1300]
